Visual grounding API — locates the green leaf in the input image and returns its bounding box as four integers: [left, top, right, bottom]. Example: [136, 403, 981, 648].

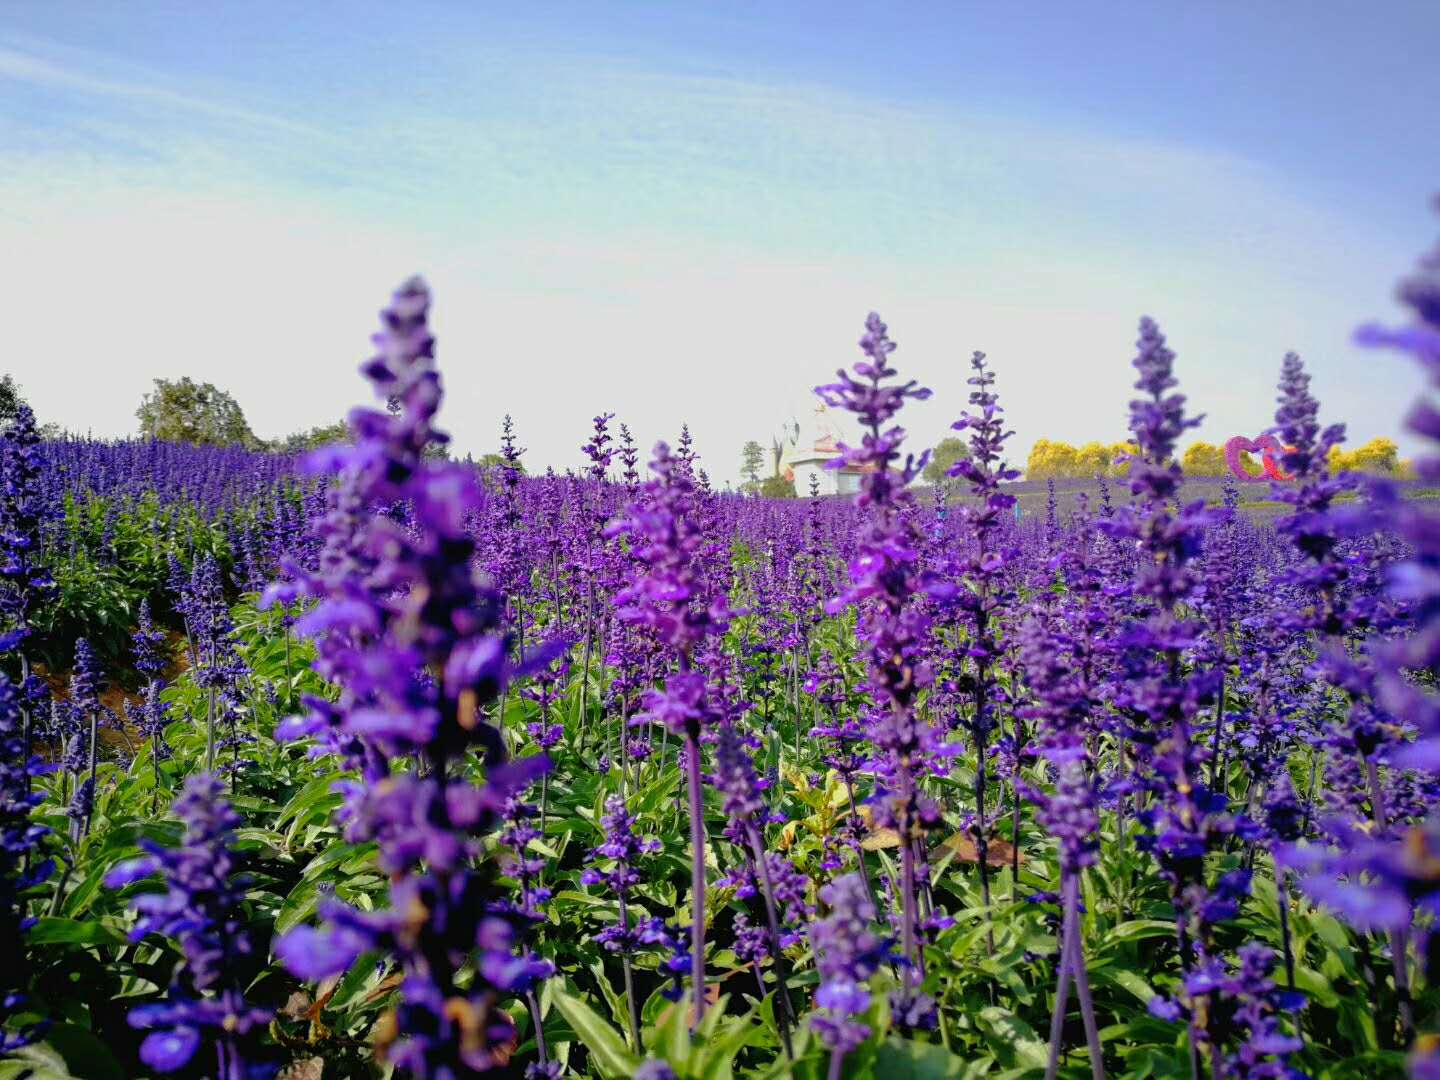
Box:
[274, 880, 322, 935]
[550, 984, 641, 1079]
[874, 1038, 984, 1079]
[977, 1006, 1047, 1070]
[26, 916, 127, 947]
[1094, 967, 1155, 1005]
[278, 774, 343, 827]
[30, 1025, 125, 1080]
[1101, 920, 1176, 948]
[0, 1041, 74, 1079]
[696, 1009, 763, 1080]
[648, 993, 691, 1067]
[326, 950, 387, 1015]
[300, 841, 377, 881]
[1292, 965, 1338, 1009]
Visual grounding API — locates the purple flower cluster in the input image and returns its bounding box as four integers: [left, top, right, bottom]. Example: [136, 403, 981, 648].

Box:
[106, 773, 271, 1078]
[0, 673, 51, 1053]
[815, 313, 936, 1023]
[0, 404, 54, 654]
[809, 872, 891, 1074]
[265, 277, 557, 1076]
[608, 436, 736, 1026]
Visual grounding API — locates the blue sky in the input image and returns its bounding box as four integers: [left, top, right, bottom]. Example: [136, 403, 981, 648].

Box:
[2, 2, 1437, 479]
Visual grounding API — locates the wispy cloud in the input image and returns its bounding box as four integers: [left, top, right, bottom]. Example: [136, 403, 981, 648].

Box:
[0, 22, 1422, 478]
[0, 39, 324, 137]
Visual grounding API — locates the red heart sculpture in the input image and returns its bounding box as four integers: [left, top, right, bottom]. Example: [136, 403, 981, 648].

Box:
[1224, 435, 1293, 482]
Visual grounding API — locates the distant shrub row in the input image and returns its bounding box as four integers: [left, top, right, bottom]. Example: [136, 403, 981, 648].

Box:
[1025, 436, 1413, 479]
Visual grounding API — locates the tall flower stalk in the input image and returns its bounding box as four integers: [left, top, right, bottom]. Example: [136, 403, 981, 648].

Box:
[0, 673, 51, 1053]
[1018, 606, 1106, 1079]
[1102, 318, 1252, 1078]
[714, 722, 797, 1056]
[809, 873, 890, 1080]
[816, 312, 936, 1026]
[70, 638, 104, 839]
[268, 277, 556, 1076]
[583, 794, 661, 1050]
[106, 773, 271, 1079]
[0, 403, 54, 787]
[934, 349, 1019, 948]
[133, 600, 170, 812]
[609, 439, 733, 1028]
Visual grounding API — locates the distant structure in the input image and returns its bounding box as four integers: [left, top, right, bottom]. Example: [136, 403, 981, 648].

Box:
[776, 402, 873, 496]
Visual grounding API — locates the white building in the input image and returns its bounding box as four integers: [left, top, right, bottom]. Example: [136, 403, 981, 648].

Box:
[776, 403, 873, 496]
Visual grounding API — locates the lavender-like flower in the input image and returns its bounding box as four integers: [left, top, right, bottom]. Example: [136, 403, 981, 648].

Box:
[815, 313, 936, 1024]
[608, 438, 734, 1027]
[70, 637, 106, 839]
[133, 600, 171, 806]
[809, 873, 890, 1079]
[268, 277, 556, 1077]
[0, 672, 52, 1053]
[1299, 200, 1440, 1056]
[0, 403, 53, 794]
[583, 794, 661, 1047]
[930, 349, 1020, 946]
[712, 723, 798, 1055]
[1016, 608, 1106, 1080]
[0, 403, 55, 650]
[106, 773, 272, 1078]
[1100, 317, 1251, 1074]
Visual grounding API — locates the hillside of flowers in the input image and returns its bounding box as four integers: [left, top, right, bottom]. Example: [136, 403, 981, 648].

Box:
[1, 218, 1438, 1080]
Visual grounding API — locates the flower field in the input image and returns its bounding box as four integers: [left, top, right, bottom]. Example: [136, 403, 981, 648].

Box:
[2, 228, 1439, 1080]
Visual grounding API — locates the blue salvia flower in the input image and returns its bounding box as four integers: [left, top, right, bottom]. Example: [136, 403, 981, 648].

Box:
[268, 277, 557, 1077]
[0, 673, 53, 1052]
[1279, 201, 1440, 1056]
[710, 722, 799, 1055]
[132, 601, 172, 803]
[133, 598, 168, 681]
[607, 437, 735, 1027]
[928, 348, 1020, 946]
[815, 313, 936, 1027]
[809, 873, 891, 1077]
[583, 795, 661, 952]
[582, 794, 661, 1049]
[70, 637, 106, 838]
[1099, 318, 1258, 1072]
[0, 403, 55, 651]
[105, 773, 272, 1078]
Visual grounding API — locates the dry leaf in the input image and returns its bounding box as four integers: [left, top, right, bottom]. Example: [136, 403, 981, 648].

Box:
[280, 991, 313, 1021]
[278, 1058, 324, 1080]
[941, 833, 1022, 867]
[861, 827, 902, 851]
[493, 1009, 517, 1067]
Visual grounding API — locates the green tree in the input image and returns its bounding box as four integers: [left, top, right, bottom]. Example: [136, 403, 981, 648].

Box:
[0, 375, 23, 426]
[273, 419, 351, 454]
[1332, 437, 1399, 474]
[922, 436, 970, 485]
[478, 452, 526, 474]
[136, 377, 257, 447]
[758, 474, 797, 499]
[740, 440, 766, 489]
[1181, 442, 1227, 476]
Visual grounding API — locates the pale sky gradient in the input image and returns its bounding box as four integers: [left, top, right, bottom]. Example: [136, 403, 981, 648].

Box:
[2, 3, 1437, 483]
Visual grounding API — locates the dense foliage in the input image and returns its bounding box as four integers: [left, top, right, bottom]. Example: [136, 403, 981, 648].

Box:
[1, 216, 1439, 1080]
